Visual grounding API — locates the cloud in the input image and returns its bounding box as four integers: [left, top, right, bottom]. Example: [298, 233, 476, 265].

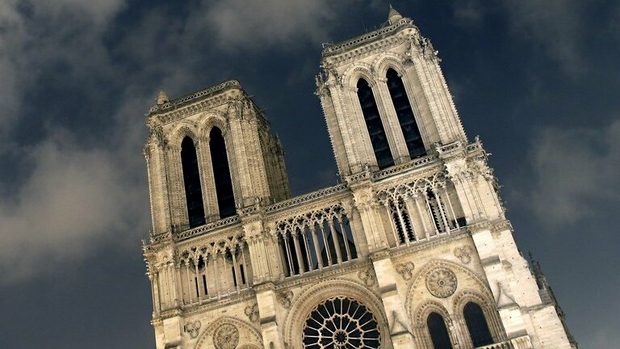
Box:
[201, 0, 341, 51]
[32, 0, 126, 26]
[0, 129, 147, 284]
[516, 119, 620, 227]
[0, 0, 152, 284]
[502, 0, 584, 75]
[0, 0, 126, 142]
[0, 1, 29, 133]
[453, 0, 484, 26]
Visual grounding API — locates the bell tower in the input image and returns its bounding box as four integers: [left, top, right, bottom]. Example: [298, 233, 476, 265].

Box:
[142, 6, 575, 349]
[144, 80, 290, 235]
[317, 6, 466, 176]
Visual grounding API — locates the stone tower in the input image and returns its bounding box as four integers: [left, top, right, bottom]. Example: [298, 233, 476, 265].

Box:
[143, 7, 575, 349]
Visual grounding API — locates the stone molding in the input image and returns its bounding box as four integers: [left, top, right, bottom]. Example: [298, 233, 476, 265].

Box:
[282, 278, 388, 349]
[195, 316, 262, 349]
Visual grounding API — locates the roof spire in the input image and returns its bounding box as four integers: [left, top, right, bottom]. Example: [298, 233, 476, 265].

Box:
[156, 89, 169, 105]
[388, 3, 403, 25]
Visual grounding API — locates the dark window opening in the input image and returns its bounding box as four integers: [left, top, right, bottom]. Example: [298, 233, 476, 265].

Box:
[209, 127, 236, 218]
[427, 190, 448, 233]
[240, 264, 246, 285]
[464, 302, 494, 347]
[357, 78, 394, 169]
[427, 312, 453, 349]
[181, 137, 205, 228]
[386, 69, 426, 159]
[202, 274, 208, 295]
[390, 199, 415, 244]
[194, 277, 199, 298]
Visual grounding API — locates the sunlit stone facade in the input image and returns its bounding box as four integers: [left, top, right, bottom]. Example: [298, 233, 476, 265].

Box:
[143, 7, 575, 349]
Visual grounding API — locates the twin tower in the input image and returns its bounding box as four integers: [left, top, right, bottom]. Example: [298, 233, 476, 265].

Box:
[142, 7, 576, 349]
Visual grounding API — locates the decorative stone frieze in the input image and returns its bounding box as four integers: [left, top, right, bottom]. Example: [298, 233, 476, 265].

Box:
[358, 268, 377, 287]
[276, 290, 294, 310]
[453, 246, 473, 264]
[426, 267, 458, 298]
[184, 320, 201, 339]
[395, 261, 415, 281]
[214, 324, 239, 349]
[244, 303, 259, 322]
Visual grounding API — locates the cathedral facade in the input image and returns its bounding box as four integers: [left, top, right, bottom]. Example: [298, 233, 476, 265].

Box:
[142, 7, 575, 349]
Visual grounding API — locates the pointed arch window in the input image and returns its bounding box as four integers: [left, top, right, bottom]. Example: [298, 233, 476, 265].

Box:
[209, 127, 236, 218]
[427, 312, 453, 349]
[357, 78, 394, 169]
[181, 136, 206, 228]
[464, 302, 494, 347]
[386, 68, 426, 159]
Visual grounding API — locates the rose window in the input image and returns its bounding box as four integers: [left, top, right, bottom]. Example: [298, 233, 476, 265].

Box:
[426, 267, 457, 298]
[303, 296, 380, 348]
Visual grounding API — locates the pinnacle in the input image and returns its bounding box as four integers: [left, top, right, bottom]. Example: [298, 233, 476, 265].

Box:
[156, 89, 169, 105]
[388, 3, 403, 25]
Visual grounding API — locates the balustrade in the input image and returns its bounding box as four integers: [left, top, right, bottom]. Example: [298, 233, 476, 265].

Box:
[376, 170, 466, 247]
[176, 229, 251, 306]
[274, 204, 358, 278]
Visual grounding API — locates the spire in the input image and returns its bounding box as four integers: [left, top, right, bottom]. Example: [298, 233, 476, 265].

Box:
[156, 89, 169, 105]
[388, 3, 403, 25]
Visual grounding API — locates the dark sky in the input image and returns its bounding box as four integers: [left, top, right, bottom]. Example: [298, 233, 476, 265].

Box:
[1, 1, 618, 348]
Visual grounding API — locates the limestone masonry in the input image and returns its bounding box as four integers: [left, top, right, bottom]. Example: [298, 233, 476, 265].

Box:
[142, 6, 576, 349]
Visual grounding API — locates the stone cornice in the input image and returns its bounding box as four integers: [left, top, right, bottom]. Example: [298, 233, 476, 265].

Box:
[322, 18, 416, 59]
[148, 79, 241, 115]
[389, 229, 470, 259]
[146, 80, 250, 126]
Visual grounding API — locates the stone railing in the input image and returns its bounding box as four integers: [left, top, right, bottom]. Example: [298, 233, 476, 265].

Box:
[148, 79, 241, 114]
[175, 215, 240, 242]
[373, 154, 437, 180]
[322, 18, 414, 56]
[264, 184, 348, 213]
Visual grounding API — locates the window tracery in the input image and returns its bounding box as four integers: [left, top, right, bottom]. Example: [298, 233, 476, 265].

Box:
[302, 296, 380, 349]
[276, 205, 357, 277]
[177, 235, 250, 305]
[376, 172, 465, 247]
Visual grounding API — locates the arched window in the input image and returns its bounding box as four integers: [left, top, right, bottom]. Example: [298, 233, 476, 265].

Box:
[386, 68, 426, 159]
[464, 302, 494, 347]
[427, 312, 453, 349]
[303, 296, 380, 348]
[209, 127, 236, 218]
[357, 78, 394, 169]
[181, 136, 206, 228]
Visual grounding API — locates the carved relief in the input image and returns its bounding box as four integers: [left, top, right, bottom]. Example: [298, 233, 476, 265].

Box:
[184, 320, 201, 339]
[395, 261, 415, 280]
[277, 290, 294, 310]
[426, 267, 457, 298]
[453, 246, 473, 264]
[244, 303, 259, 322]
[357, 268, 376, 287]
[214, 324, 239, 349]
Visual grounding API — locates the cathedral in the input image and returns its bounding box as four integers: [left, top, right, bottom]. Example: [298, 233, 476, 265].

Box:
[142, 7, 576, 349]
